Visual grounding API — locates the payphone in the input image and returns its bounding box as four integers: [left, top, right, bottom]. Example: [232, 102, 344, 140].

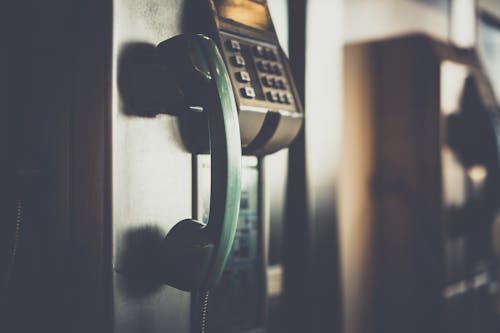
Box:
[148, 1, 303, 332]
[2, 1, 302, 333]
[181, 1, 303, 332]
[343, 34, 500, 333]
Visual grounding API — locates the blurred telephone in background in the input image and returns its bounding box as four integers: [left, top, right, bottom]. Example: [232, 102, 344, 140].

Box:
[343, 34, 500, 333]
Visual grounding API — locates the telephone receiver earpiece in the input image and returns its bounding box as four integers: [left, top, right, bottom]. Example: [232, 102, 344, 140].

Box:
[156, 35, 241, 292]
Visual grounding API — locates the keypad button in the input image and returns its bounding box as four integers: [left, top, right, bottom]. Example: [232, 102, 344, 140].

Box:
[277, 93, 288, 104]
[276, 79, 286, 90]
[257, 61, 265, 72]
[253, 45, 265, 58]
[266, 91, 279, 103]
[272, 64, 282, 76]
[232, 55, 246, 67]
[226, 39, 241, 51]
[265, 48, 277, 61]
[262, 76, 276, 88]
[280, 93, 292, 104]
[257, 61, 271, 73]
[241, 87, 256, 99]
[237, 71, 251, 83]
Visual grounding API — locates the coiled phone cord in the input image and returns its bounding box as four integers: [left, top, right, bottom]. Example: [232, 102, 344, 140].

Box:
[200, 291, 210, 333]
[2, 199, 23, 300]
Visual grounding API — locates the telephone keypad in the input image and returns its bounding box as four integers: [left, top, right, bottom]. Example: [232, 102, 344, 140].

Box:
[220, 33, 296, 109]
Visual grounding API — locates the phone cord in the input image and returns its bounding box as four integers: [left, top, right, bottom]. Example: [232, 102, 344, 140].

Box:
[200, 291, 210, 333]
[3, 199, 23, 297]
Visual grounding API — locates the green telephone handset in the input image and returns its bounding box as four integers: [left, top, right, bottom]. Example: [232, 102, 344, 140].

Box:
[157, 35, 241, 291]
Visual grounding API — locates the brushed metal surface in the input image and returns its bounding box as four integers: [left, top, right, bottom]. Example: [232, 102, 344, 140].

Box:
[112, 0, 191, 332]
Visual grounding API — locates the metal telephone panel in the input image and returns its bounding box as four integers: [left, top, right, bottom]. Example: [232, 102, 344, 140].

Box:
[183, 0, 304, 156]
[112, 1, 192, 332]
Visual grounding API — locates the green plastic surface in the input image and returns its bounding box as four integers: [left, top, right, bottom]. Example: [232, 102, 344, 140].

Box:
[188, 35, 242, 289]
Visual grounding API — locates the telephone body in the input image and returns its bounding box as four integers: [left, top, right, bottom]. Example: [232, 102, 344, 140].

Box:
[184, 0, 303, 156]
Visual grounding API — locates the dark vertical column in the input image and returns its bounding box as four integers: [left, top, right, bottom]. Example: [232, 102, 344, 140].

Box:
[68, 1, 113, 332]
[2, 1, 55, 332]
[284, 1, 309, 332]
[285, 2, 344, 332]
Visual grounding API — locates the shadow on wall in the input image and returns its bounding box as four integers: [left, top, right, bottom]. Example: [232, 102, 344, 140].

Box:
[118, 42, 185, 117]
[115, 225, 165, 299]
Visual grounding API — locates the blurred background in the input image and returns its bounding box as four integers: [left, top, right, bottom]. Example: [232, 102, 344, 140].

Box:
[2, 0, 500, 332]
[273, 0, 500, 332]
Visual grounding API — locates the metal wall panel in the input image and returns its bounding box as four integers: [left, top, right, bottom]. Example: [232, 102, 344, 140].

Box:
[111, 1, 191, 332]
